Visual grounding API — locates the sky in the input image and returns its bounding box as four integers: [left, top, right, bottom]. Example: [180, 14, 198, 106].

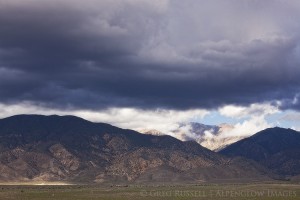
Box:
[0, 0, 300, 138]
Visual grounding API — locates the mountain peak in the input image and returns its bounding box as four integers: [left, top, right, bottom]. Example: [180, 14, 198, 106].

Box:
[221, 127, 300, 176]
[3, 114, 87, 121]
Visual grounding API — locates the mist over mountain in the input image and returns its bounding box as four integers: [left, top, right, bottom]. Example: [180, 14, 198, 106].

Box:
[142, 122, 247, 151]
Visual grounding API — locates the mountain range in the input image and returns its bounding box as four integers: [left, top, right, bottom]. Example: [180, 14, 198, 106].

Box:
[0, 115, 299, 184]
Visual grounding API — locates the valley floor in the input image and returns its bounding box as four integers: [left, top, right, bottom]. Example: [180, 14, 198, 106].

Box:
[0, 183, 300, 200]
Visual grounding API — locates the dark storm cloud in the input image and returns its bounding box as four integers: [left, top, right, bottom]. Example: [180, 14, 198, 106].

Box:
[1, 0, 300, 110]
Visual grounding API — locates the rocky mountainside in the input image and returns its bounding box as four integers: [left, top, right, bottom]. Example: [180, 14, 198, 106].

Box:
[0, 115, 272, 183]
[220, 127, 300, 176]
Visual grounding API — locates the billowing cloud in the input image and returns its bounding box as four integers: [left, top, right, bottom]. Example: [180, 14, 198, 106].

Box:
[217, 103, 280, 136]
[0, 103, 208, 135]
[0, 0, 300, 111]
[219, 103, 280, 119]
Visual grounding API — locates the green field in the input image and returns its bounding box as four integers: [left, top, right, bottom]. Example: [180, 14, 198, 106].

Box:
[0, 183, 299, 200]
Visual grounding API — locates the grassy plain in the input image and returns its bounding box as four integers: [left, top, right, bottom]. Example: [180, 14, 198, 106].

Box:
[0, 183, 299, 200]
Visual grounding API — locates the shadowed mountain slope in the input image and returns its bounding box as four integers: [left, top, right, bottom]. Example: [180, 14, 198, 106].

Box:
[220, 127, 300, 176]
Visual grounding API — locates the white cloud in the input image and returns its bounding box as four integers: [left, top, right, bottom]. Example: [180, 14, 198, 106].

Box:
[0, 103, 208, 135]
[77, 108, 209, 136]
[218, 103, 280, 137]
[219, 103, 280, 119]
[221, 116, 271, 137]
[292, 94, 299, 105]
[219, 103, 280, 137]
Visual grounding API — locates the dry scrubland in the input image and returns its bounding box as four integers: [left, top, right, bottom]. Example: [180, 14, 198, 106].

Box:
[0, 183, 300, 200]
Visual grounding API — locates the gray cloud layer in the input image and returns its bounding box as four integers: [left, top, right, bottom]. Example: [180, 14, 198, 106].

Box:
[0, 0, 300, 110]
